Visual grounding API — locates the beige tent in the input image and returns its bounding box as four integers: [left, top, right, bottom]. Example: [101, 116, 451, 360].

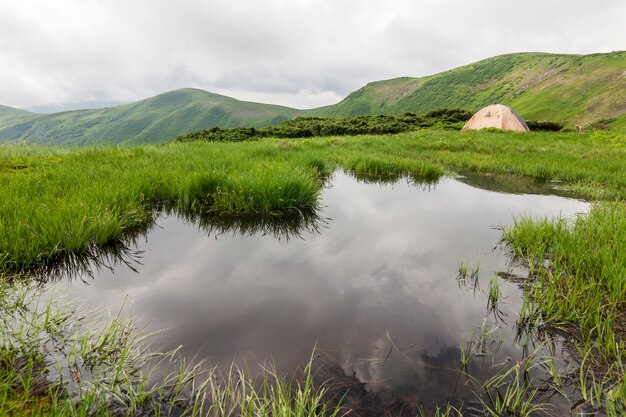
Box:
[462, 104, 529, 132]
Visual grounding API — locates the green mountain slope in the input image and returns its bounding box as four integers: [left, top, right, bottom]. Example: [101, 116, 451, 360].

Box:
[314, 51, 626, 129]
[0, 51, 624, 145]
[0, 104, 34, 126]
[0, 89, 300, 145]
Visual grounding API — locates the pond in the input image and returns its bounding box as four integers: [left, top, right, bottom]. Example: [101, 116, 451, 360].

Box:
[60, 171, 590, 415]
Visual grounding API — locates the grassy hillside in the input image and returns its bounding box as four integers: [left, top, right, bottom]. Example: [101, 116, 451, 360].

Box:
[600, 113, 626, 131]
[0, 104, 34, 126]
[0, 52, 623, 145]
[0, 89, 300, 145]
[315, 51, 626, 129]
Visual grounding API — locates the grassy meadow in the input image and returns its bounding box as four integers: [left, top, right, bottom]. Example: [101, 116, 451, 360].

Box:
[2, 129, 625, 275]
[1, 128, 625, 415]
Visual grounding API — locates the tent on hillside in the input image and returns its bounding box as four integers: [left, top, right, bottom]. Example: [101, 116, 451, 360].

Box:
[461, 104, 529, 132]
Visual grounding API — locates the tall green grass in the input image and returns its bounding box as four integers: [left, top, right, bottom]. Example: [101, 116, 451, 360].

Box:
[501, 202, 626, 415]
[0, 142, 326, 274]
[395, 130, 626, 199]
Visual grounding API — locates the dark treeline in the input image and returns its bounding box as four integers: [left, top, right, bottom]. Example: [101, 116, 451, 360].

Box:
[525, 120, 564, 131]
[176, 109, 473, 142]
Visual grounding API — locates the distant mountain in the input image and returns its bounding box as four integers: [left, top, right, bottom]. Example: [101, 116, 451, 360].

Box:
[0, 51, 624, 145]
[0, 104, 33, 126]
[0, 89, 301, 145]
[316, 51, 626, 129]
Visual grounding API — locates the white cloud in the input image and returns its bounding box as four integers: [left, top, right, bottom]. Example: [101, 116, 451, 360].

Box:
[0, 0, 624, 110]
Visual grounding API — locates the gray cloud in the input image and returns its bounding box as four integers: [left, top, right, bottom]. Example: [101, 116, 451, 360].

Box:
[0, 0, 624, 110]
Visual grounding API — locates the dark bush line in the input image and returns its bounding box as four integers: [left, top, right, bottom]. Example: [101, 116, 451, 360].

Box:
[175, 109, 473, 142]
[526, 120, 564, 131]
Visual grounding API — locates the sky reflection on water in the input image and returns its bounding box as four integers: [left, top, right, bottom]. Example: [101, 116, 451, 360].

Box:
[63, 171, 591, 412]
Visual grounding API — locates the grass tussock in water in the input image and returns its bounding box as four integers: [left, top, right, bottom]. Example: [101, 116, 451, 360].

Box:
[0, 142, 326, 275]
[344, 155, 443, 184]
[0, 281, 343, 417]
[501, 202, 626, 415]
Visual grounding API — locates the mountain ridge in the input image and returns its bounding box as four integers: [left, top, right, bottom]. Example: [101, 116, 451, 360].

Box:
[1, 51, 624, 145]
[0, 104, 34, 126]
[315, 52, 626, 124]
[0, 88, 301, 145]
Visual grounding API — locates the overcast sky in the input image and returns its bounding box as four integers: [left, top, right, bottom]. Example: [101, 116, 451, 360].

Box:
[1, 0, 624, 112]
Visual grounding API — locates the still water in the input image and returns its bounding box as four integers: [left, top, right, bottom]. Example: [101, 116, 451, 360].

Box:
[63, 171, 590, 414]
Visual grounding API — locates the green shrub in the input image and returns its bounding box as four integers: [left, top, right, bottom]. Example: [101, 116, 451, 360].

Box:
[526, 120, 564, 131]
[175, 110, 472, 142]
